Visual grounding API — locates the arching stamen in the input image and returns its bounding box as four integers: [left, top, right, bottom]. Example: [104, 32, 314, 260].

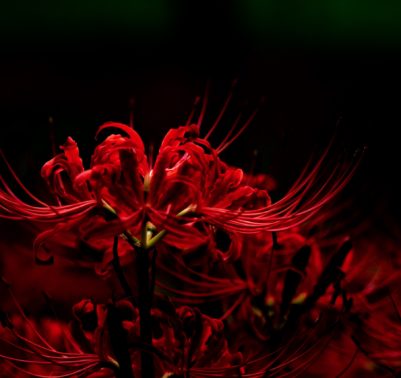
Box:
[156, 281, 246, 298]
[270, 328, 337, 377]
[217, 108, 258, 154]
[0, 151, 50, 207]
[215, 113, 242, 152]
[196, 81, 210, 129]
[129, 96, 135, 129]
[266, 320, 337, 376]
[5, 360, 100, 378]
[202, 148, 363, 233]
[157, 261, 241, 290]
[219, 293, 246, 321]
[205, 79, 237, 140]
[8, 290, 57, 353]
[41, 292, 83, 354]
[336, 348, 358, 377]
[186, 96, 201, 125]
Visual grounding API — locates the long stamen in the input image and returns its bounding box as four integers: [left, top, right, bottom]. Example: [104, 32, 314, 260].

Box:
[219, 293, 246, 321]
[215, 113, 242, 152]
[196, 81, 210, 129]
[8, 290, 57, 352]
[216, 108, 258, 154]
[157, 260, 242, 290]
[5, 360, 101, 378]
[186, 96, 201, 125]
[204, 79, 237, 140]
[0, 151, 50, 207]
[129, 96, 135, 129]
[202, 147, 363, 233]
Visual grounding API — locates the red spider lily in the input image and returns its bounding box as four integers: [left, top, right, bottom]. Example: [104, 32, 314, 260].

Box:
[1, 116, 360, 269]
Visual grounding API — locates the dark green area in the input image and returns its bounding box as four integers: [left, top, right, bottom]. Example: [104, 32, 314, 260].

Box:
[1, 1, 401, 46]
[238, 0, 401, 45]
[0, 1, 171, 42]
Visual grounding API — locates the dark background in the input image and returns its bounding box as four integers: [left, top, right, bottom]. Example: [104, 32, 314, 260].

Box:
[1, 1, 401, 224]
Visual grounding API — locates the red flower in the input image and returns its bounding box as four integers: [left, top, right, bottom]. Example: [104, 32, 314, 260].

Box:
[1, 120, 357, 271]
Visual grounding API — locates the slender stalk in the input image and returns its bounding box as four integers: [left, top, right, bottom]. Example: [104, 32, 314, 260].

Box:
[136, 246, 155, 378]
[150, 248, 158, 303]
[107, 305, 134, 378]
[112, 236, 136, 306]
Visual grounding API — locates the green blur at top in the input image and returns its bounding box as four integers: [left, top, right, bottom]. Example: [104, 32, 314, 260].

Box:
[1, 0, 170, 40]
[239, 0, 401, 45]
[2, 1, 401, 46]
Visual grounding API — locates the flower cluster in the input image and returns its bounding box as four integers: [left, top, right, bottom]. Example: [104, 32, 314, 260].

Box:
[1, 113, 400, 377]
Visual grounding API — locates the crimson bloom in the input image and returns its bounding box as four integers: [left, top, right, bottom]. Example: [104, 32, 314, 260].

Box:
[1, 120, 358, 271]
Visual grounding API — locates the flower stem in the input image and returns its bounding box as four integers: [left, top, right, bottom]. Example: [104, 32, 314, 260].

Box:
[136, 246, 154, 378]
[107, 304, 134, 378]
[112, 237, 136, 305]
